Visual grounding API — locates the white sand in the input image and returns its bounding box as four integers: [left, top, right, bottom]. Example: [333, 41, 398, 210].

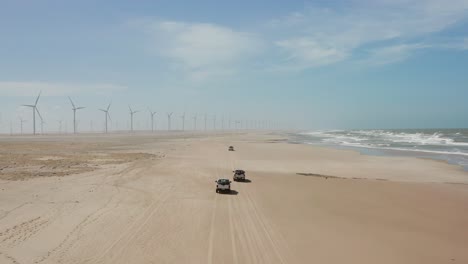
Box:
[0, 132, 467, 263]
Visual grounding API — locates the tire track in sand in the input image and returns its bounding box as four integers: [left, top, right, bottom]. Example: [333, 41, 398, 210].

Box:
[224, 145, 240, 264]
[93, 158, 178, 264]
[228, 145, 289, 264]
[244, 189, 286, 264]
[207, 157, 221, 264]
[208, 144, 240, 264]
[92, 188, 172, 263]
[33, 163, 143, 264]
[0, 251, 20, 264]
[228, 198, 239, 264]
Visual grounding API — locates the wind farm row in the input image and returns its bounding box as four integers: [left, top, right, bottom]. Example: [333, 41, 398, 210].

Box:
[1, 92, 278, 135]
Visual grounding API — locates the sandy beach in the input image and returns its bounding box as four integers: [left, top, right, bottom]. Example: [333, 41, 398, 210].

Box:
[0, 132, 467, 264]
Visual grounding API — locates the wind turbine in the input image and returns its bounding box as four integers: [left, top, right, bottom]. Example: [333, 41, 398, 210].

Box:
[213, 114, 217, 130]
[19, 117, 26, 135]
[68, 97, 85, 134]
[204, 113, 207, 131]
[99, 102, 112, 134]
[22, 91, 42, 135]
[180, 112, 186, 131]
[128, 106, 139, 133]
[167, 112, 173, 131]
[58, 120, 63, 134]
[39, 115, 45, 134]
[148, 108, 157, 132]
[192, 114, 197, 131]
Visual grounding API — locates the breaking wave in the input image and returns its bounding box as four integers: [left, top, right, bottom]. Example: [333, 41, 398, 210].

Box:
[297, 129, 468, 157]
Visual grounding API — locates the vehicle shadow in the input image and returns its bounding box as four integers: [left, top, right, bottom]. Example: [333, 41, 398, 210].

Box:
[237, 179, 252, 183]
[219, 190, 239, 195]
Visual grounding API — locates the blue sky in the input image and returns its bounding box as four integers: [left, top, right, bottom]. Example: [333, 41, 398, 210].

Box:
[1, 0, 468, 133]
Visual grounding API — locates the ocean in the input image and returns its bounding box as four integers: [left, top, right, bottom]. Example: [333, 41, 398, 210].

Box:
[290, 129, 468, 170]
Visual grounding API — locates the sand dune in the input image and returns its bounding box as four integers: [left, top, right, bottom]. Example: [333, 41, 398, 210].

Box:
[0, 133, 467, 263]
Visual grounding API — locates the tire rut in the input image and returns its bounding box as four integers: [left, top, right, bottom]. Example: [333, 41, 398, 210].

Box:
[227, 144, 289, 264]
[0, 250, 20, 264]
[31, 163, 136, 264]
[92, 186, 173, 264]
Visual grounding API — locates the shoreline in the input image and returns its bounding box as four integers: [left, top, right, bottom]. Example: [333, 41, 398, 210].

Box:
[286, 131, 468, 172]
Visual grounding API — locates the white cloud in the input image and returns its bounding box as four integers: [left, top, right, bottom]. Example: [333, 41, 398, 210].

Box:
[0, 82, 126, 96]
[365, 44, 427, 65]
[463, 38, 468, 50]
[275, 38, 348, 69]
[129, 2, 468, 74]
[133, 19, 263, 80]
[269, 0, 468, 68]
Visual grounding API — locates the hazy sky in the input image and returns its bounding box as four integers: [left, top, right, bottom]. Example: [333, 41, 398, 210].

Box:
[1, 0, 468, 133]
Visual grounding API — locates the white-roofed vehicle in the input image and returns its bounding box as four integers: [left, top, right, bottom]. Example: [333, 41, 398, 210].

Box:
[215, 179, 231, 193]
[233, 170, 246, 181]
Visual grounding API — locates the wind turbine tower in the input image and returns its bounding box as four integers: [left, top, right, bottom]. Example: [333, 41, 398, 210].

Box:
[167, 112, 173, 131]
[148, 109, 157, 132]
[204, 114, 207, 131]
[40, 118, 45, 135]
[213, 114, 216, 130]
[193, 114, 197, 131]
[22, 91, 42, 135]
[58, 120, 63, 134]
[99, 102, 112, 134]
[68, 97, 85, 134]
[180, 112, 186, 131]
[19, 117, 26, 135]
[128, 106, 140, 133]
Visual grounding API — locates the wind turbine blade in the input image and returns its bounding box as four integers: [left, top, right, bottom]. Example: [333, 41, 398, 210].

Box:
[99, 109, 106, 112]
[107, 112, 112, 122]
[23, 105, 35, 107]
[36, 107, 43, 121]
[68, 97, 76, 108]
[107, 102, 112, 111]
[77, 107, 85, 110]
[35, 91, 42, 106]
[128, 105, 132, 113]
